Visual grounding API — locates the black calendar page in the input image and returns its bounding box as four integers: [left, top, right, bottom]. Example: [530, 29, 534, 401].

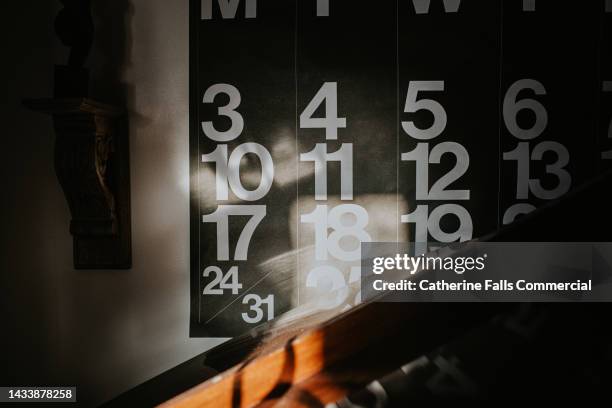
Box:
[190, 0, 610, 338]
[192, 0, 297, 337]
[295, 1, 398, 311]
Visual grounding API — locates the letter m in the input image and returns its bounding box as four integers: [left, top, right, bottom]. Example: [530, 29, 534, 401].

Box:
[202, 0, 257, 20]
[412, 0, 461, 14]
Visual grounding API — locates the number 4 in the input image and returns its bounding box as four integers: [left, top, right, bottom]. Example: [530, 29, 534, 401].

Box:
[300, 82, 347, 140]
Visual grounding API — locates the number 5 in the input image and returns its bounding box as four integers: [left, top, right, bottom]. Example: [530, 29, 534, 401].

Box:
[402, 81, 447, 140]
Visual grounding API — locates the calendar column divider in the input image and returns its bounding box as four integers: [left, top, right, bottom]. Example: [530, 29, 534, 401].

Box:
[396, 0, 400, 245]
[595, 1, 605, 173]
[497, 0, 505, 230]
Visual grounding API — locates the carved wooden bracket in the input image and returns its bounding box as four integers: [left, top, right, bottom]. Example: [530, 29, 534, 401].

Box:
[23, 98, 132, 269]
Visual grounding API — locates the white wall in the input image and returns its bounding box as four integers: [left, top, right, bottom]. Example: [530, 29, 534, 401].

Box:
[0, 1, 225, 406]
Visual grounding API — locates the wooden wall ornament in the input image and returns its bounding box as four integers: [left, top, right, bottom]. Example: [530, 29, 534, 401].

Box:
[23, 0, 131, 269]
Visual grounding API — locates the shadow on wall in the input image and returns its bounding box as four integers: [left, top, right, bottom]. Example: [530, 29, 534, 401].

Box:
[0, 0, 61, 392]
[90, 0, 133, 105]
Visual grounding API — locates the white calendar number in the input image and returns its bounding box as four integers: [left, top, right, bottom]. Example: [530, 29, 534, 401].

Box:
[504, 142, 571, 200]
[203, 266, 243, 295]
[300, 144, 353, 201]
[242, 294, 274, 324]
[202, 143, 274, 201]
[402, 81, 447, 140]
[201, 0, 257, 20]
[402, 204, 473, 244]
[317, 0, 329, 16]
[503, 203, 536, 225]
[504, 142, 530, 199]
[306, 265, 349, 310]
[300, 82, 347, 140]
[522, 0, 536, 12]
[529, 141, 571, 199]
[301, 204, 371, 261]
[202, 84, 244, 142]
[402, 142, 470, 200]
[412, 0, 461, 15]
[503, 79, 548, 141]
[306, 266, 361, 311]
[202, 205, 266, 261]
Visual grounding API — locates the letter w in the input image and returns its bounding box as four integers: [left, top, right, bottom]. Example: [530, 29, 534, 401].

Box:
[202, 0, 257, 20]
[412, 0, 461, 14]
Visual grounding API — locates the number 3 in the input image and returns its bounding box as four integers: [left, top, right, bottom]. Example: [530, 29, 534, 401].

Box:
[202, 83, 244, 142]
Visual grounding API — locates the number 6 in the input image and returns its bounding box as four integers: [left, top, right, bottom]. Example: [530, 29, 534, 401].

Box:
[503, 79, 548, 140]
